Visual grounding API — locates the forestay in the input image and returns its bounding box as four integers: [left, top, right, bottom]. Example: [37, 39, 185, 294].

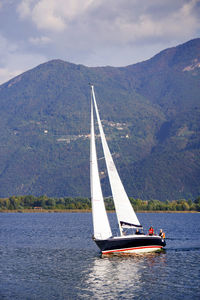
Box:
[90, 93, 112, 240]
[91, 86, 142, 234]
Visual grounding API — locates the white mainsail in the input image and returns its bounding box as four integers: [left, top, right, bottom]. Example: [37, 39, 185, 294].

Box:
[91, 85, 142, 235]
[90, 92, 112, 240]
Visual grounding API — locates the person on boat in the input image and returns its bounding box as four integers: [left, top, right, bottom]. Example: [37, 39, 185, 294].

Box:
[122, 229, 126, 236]
[159, 229, 165, 239]
[148, 226, 154, 236]
[135, 229, 140, 235]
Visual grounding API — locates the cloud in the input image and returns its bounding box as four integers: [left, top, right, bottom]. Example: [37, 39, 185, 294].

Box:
[0, 33, 46, 84]
[17, 0, 32, 18]
[17, 0, 200, 44]
[82, 0, 200, 45]
[0, 67, 23, 85]
[31, 1, 66, 31]
[0, 52, 47, 85]
[17, 0, 94, 31]
[29, 36, 52, 45]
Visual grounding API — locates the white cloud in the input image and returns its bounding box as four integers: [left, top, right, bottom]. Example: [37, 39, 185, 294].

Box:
[85, 0, 200, 45]
[0, 33, 46, 84]
[17, 0, 95, 31]
[17, 0, 30, 18]
[0, 52, 47, 84]
[32, 1, 66, 31]
[0, 34, 18, 63]
[16, 0, 200, 45]
[29, 36, 51, 45]
[23, 1, 199, 43]
[0, 67, 23, 85]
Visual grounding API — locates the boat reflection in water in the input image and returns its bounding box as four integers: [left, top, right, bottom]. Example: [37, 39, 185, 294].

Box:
[85, 253, 166, 299]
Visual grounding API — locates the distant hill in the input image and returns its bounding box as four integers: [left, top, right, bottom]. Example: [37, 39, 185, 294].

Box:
[0, 38, 199, 200]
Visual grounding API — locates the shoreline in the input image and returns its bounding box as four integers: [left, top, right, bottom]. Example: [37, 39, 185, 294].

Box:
[0, 209, 199, 213]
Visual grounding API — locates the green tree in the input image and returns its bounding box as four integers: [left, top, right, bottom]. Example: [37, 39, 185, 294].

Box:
[194, 196, 200, 211]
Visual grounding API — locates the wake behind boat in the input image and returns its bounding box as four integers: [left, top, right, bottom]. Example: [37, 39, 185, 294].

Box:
[90, 85, 166, 255]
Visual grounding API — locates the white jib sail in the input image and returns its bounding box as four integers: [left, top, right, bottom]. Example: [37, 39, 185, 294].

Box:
[91, 86, 142, 234]
[90, 93, 112, 240]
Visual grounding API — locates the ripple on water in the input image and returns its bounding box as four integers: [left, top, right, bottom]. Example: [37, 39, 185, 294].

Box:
[0, 212, 199, 299]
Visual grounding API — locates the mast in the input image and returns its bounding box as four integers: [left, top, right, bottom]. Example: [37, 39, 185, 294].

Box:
[91, 85, 142, 236]
[90, 88, 112, 240]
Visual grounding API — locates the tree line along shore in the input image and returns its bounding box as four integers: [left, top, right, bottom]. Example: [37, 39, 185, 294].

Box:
[0, 195, 200, 212]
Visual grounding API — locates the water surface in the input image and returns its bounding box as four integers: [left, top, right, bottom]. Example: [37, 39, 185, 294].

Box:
[0, 213, 199, 299]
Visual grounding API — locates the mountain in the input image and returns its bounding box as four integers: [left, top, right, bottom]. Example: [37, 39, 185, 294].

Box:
[0, 38, 199, 200]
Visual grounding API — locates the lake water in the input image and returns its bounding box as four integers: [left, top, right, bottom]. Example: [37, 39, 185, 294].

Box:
[0, 212, 200, 299]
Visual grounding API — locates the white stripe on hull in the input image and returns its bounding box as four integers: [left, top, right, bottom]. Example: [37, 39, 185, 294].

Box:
[102, 246, 163, 255]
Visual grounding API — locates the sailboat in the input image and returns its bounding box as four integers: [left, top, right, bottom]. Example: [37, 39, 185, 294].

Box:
[90, 85, 166, 255]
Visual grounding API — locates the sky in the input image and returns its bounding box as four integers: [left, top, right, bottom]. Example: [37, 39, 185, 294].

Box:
[0, 0, 200, 84]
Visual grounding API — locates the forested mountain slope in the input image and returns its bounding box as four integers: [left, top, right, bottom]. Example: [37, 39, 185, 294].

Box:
[0, 38, 199, 200]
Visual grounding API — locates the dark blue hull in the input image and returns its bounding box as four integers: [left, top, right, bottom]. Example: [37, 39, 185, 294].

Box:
[95, 235, 166, 255]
